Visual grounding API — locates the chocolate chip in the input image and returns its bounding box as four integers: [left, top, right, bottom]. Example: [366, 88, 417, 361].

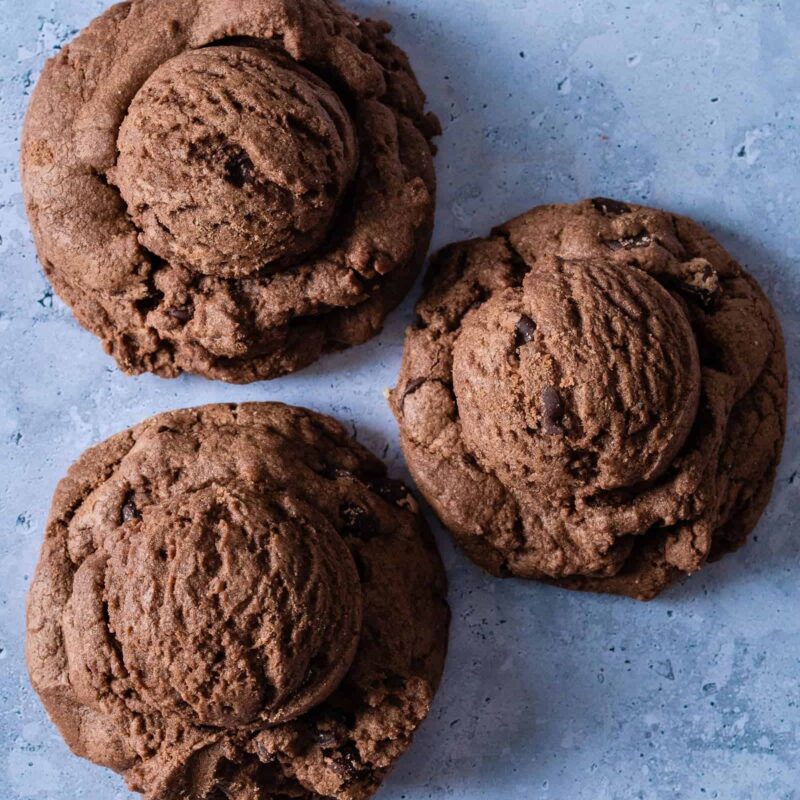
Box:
[309, 707, 356, 751]
[331, 743, 364, 781]
[167, 305, 193, 323]
[120, 493, 141, 523]
[540, 387, 564, 435]
[319, 463, 353, 481]
[462, 452, 478, 468]
[591, 197, 631, 216]
[340, 504, 380, 540]
[364, 475, 410, 506]
[514, 315, 537, 349]
[314, 729, 338, 749]
[225, 150, 255, 188]
[603, 231, 652, 251]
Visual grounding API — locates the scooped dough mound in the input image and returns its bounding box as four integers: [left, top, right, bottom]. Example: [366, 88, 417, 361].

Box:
[392, 199, 787, 599]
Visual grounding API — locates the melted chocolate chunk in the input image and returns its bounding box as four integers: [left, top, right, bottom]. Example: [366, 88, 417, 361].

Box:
[514, 315, 537, 349]
[318, 463, 353, 481]
[604, 231, 652, 251]
[314, 728, 338, 750]
[168, 305, 193, 323]
[363, 475, 410, 506]
[591, 197, 631, 216]
[309, 706, 356, 751]
[224, 150, 255, 188]
[540, 387, 564, 435]
[331, 743, 364, 781]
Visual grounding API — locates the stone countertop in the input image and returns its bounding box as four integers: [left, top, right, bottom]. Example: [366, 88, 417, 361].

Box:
[1, 1, 798, 798]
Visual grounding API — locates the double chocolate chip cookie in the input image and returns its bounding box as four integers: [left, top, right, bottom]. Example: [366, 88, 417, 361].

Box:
[27, 403, 449, 799]
[391, 199, 787, 600]
[22, 0, 439, 382]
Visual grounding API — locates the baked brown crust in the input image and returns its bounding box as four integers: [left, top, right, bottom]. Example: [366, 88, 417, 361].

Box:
[21, 0, 439, 382]
[390, 199, 788, 600]
[27, 403, 449, 799]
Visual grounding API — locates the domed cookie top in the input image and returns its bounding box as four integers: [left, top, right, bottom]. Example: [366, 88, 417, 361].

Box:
[27, 404, 449, 799]
[22, 0, 439, 382]
[391, 199, 787, 600]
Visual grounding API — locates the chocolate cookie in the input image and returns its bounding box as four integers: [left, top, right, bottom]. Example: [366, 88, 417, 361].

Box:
[390, 199, 787, 600]
[27, 404, 449, 799]
[21, 0, 439, 382]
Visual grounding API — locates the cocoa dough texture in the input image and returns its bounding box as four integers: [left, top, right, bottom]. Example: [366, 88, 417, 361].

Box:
[391, 199, 787, 600]
[27, 403, 449, 799]
[22, 0, 439, 382]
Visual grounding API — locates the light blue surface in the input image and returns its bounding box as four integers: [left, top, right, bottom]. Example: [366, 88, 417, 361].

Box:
[1, 1, 799, 798]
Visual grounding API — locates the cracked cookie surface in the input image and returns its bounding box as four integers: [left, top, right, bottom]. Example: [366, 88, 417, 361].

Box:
[27, 403, 449, 799]
[390, 199, 787, 599]
[22, 0, 439, 382]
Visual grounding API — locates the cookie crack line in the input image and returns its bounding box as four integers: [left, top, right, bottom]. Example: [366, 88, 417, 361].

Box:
[27, 402, 449, 800]
[391, 198, 787, 600]
[22, 0, 439, 383]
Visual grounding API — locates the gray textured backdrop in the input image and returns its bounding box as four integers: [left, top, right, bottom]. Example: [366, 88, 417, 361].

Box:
[1, 1, 798, 798]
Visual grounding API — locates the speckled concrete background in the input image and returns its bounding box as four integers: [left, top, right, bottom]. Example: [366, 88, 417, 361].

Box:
[1, 1, 798, 798]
